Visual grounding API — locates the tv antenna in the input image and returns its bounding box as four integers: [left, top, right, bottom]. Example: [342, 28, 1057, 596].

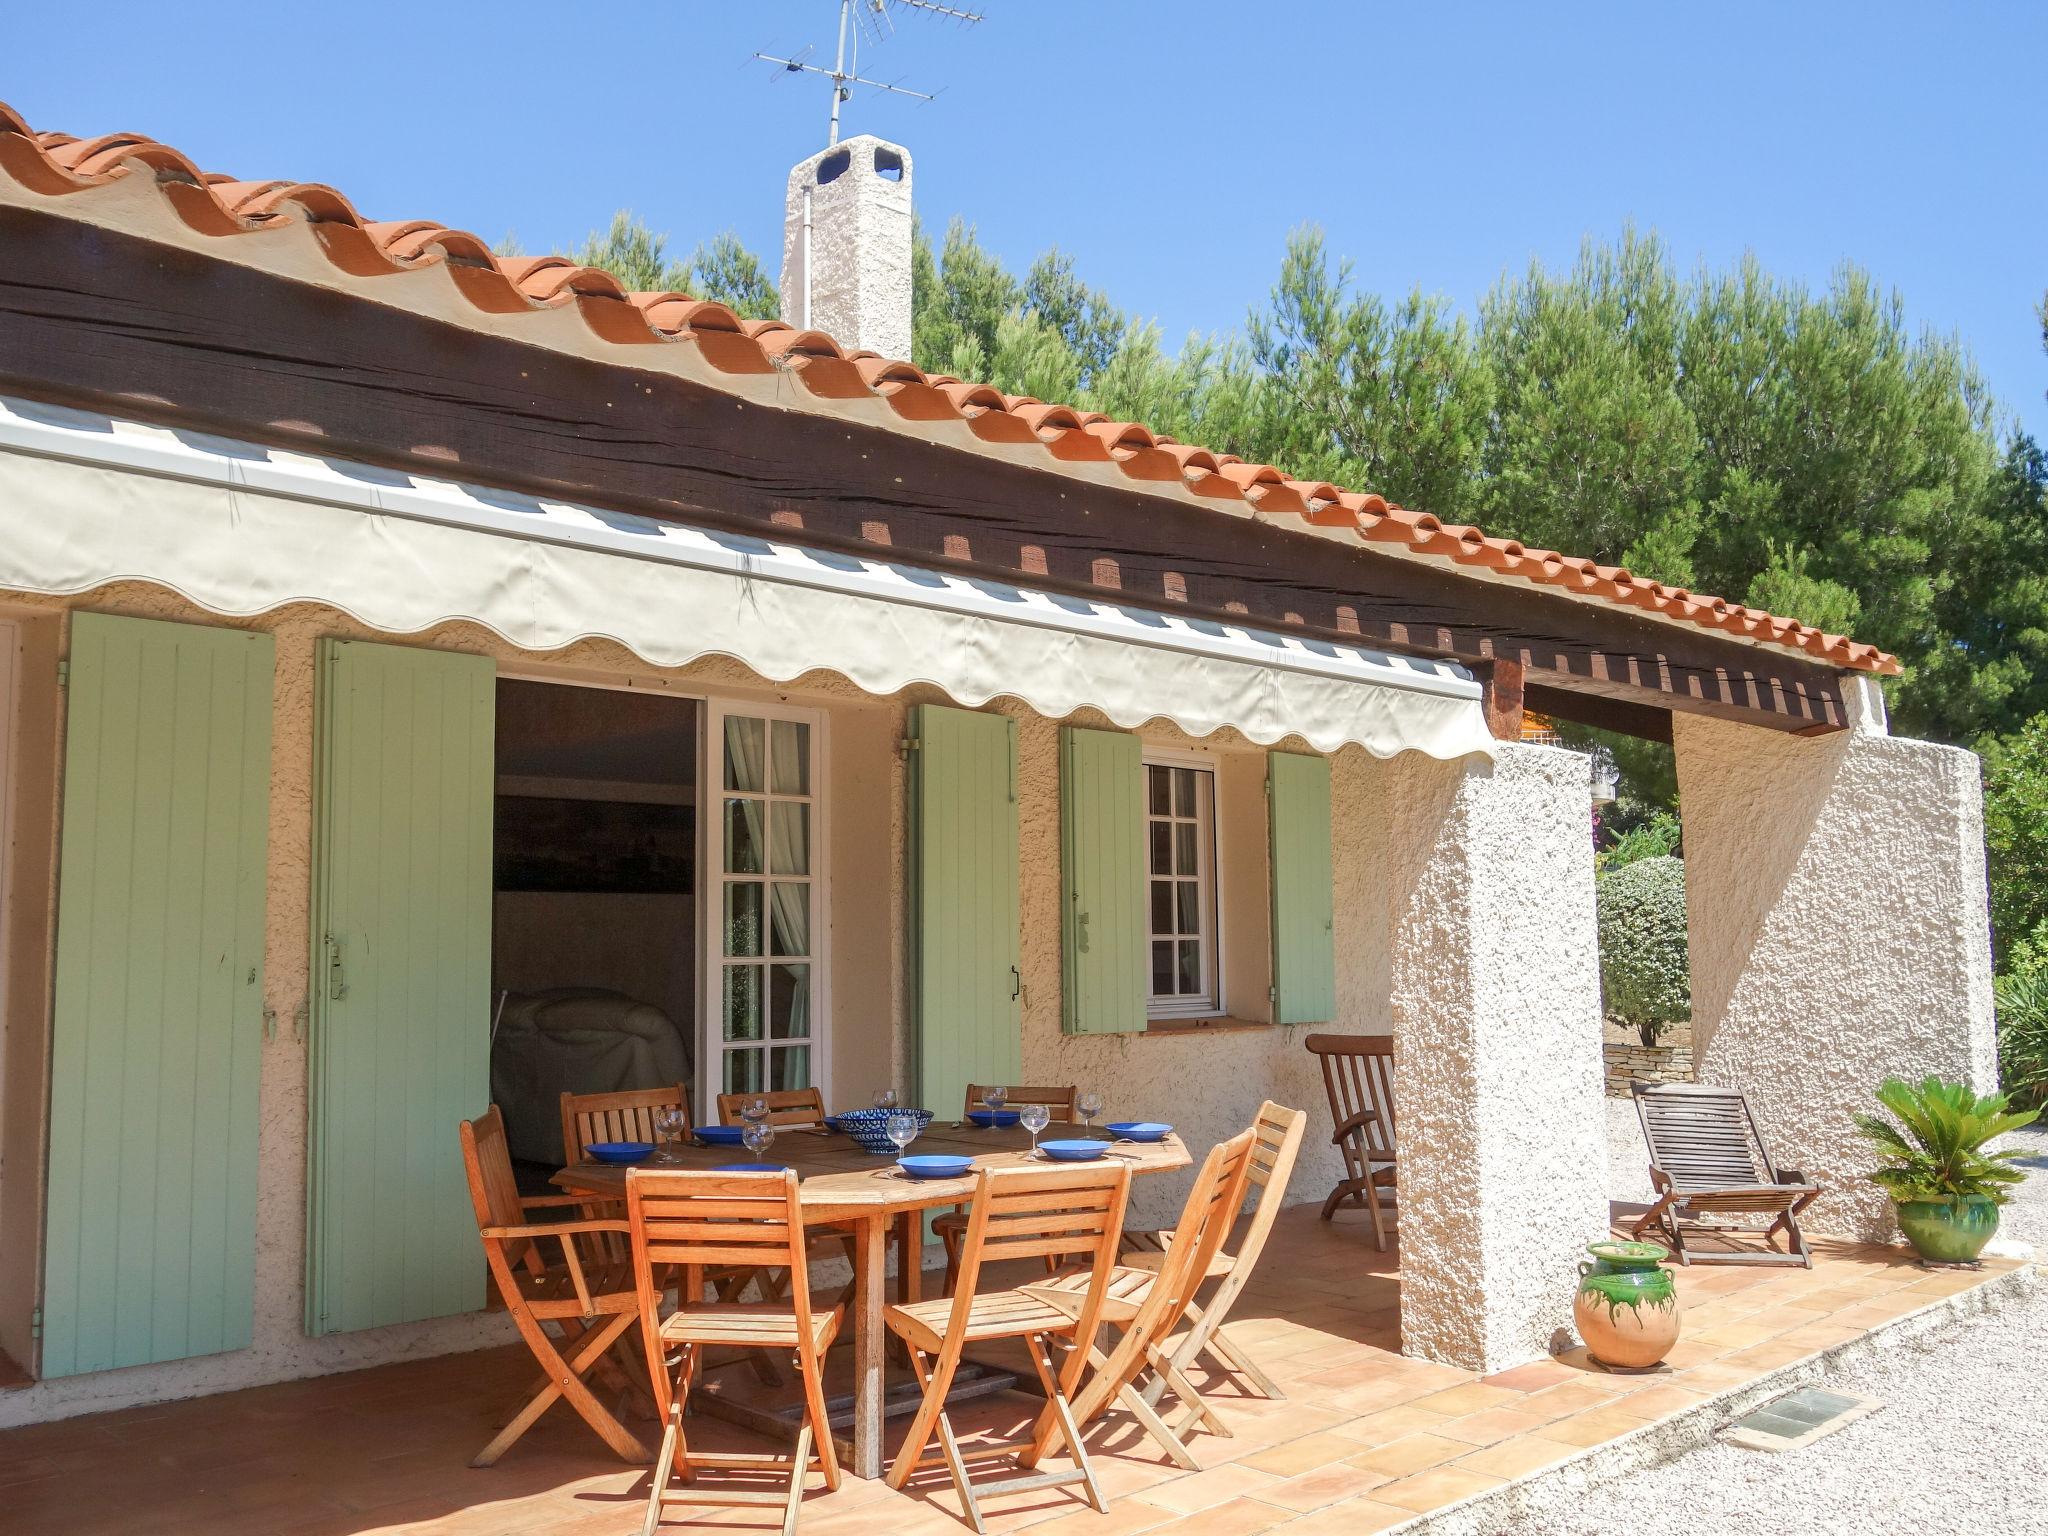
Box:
[753, 0, 985, 146]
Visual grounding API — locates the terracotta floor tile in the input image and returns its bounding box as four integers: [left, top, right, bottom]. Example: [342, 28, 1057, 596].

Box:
[1258, 1496, 1413, 1535]
[1130, 1463, 1280, 1517]
[1513, 1378, 1623, 1421]
[1023, 1499, 1179, 1536]
[1235, 1432, 1362, 1478]
[1139, 1496, 1291, 1536]
[1248, 1457, 1393, 1513]
[1405, 1383, 1526, 1417]
[1371, 1463, 1506, 1514]
[1452, 1434, 1581, 1479]
[1328, 1405, 1456, 1446]
[1346, 1432, 1469, 1478]
[1718, 1340, 1820, 1372]
[1431, 1407, 1555, 1447]
[1687, 1321, 1783, 1349]
[1611, 1383, 1708, 1420]
[1535, 1404, 1652, 1448]
[1478, 1359, 1577, 1392]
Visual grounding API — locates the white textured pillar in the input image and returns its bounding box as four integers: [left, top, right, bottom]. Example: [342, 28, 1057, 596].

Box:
[1384, 743, 1609, 1373]
[1675, 684, 1997, 1241]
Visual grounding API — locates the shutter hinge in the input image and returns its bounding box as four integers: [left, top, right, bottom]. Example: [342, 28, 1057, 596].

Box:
[29, 1306, 41, 1340]
[55, 659, 69, 691]
[325, 934, 347, 1000]
[1267, 984, 1277, 1001]
[900, 736, 921, 753]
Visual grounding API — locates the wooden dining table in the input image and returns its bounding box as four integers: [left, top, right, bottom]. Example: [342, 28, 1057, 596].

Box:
[554, 1121, 1191, 1478]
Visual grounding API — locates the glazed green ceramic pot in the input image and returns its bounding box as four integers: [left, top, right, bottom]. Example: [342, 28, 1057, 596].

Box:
[1895, 1196, 2000, 1264]
[1573, 1240, 1682, 1370]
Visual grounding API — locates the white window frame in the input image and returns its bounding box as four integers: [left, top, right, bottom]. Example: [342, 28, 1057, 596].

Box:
[0, 620, 16, 1156]
[699, 696, 831, 1120]
[1142, 747, 1223, 1019]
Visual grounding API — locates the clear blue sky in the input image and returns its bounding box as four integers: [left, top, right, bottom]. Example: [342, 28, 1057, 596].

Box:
[12, 1, 2046, 439]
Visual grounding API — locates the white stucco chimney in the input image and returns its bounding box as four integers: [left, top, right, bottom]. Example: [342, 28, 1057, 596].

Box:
[780, 135, 913, 360]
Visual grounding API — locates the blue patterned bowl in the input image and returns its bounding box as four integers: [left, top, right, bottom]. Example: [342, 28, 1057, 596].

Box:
[833, 1107, 934, 1154]
[584, 1141, 654, 1165]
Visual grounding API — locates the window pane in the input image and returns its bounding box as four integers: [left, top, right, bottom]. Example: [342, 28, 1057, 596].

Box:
[724, 882, 764, 957]
[1176, 879, 1202, 936]
[770, 720, 811, 795]
[1148, 765, 1172, 816]
[1150, 879, 1173, 936]
[1149, 822, 1172, 876]
[724, 1049, 763, 1095]
[1174, 822, 1197, 876]
[769, 802, 810, 875]
[725, 798, 764, 874]
[771, 1044, 811, 1092]
[1151, 940, 1176, 995]
[722, 964, 762, 1041]
[1177, 939, 1201, 995]
[769, 882, 810, 956]
[723, 716, 766, 792]
[1172, 767, 1196, 817]
[769, 964, 811, 1039]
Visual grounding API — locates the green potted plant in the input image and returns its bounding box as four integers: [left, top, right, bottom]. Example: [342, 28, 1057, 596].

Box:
[1852, 1077, 2039, 1264]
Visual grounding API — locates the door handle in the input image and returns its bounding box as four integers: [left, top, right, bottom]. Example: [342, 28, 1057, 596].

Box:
[1010, 966, 1021, 1001]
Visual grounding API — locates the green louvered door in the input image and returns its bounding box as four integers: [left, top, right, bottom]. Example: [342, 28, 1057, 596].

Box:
[908, 705, 1020, 1118]
[42, 614, 273, 1378]
[1059, 727, 1147, 1034]
[1268, 751, 1336, 1024]
[306, 640, 494, 1335]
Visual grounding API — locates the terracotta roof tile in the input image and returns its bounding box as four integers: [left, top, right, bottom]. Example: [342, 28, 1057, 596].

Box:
[0, 99, 1900, 675]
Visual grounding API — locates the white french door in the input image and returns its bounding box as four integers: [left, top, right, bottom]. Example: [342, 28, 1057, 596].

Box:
[701, 699, 826, 1114]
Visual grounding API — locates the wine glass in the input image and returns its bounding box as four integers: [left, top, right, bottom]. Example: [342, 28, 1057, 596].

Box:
[1076, 1088, 1104, 1138]
[1020, 1102, 1051, 1157]
[741, 1119, 777, 1163]
[981, 1085, 1008, 1132]
[652, 1105, 687, 1165]
[741, 1097, 769, 1128]
[873, 1087, 899, 1112]
[886, 1110, 920, 1157]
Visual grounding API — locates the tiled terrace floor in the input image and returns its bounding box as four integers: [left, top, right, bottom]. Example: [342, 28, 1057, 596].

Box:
[0, 1208, 2018, 1536]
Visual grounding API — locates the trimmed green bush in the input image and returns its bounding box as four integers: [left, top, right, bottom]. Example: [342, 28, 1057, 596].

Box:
[1596, 854, 1690, 1048]
[1995, 962, 2048, 1111]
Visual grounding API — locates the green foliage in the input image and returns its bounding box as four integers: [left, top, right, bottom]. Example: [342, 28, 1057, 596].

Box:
[559, 212, 778, 319]
[1851, 1077, 2039, 1206]
[1595, 855, 1690, 1047]
[1993, 964, 2048, 1112]
[1598, 810, 1682, 874]
[1982, 712, 2048, 970]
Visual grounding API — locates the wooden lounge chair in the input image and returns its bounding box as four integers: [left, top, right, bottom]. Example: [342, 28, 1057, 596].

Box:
[1027, 1128, 1257, 1470]
[935, 1083, 1079, 1292]
[626, 1167, 842, 1536]
[1305, 1034, 1398, 1247]
[458, 1106, 650, 1467]
[1629, 1081, 1820, 1267]
[1121, 1101, 1305, 1401]
[884, 1160, 1132, 1533]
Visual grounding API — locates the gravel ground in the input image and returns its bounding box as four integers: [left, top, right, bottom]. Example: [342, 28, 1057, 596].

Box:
[1491, 1111, 2048, 1535]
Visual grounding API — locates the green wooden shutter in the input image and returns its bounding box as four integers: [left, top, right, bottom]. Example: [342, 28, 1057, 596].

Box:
[307, 639, 494, 1335]
[1268, 751, 1336, 1024]
[42, 614, 273, 1377]
[1059, 726, 1146, 1034]
[908, 705, 1020, 1117]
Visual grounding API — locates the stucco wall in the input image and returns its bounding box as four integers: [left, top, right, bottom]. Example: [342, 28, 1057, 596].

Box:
[1675, 708, 1998, 1240]
[1383, 743, 1610, 1373]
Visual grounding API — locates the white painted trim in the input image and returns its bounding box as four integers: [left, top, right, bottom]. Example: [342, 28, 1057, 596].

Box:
[699, 698, 831, 1123]
[1141, 752, 1223, 1020]
[0, 619, 16, 1166]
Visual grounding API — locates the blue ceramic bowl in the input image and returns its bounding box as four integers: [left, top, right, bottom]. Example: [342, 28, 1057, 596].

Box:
[694, 1125, 747, 1147]
[966, 1108, 1021, 1128]
[584, 1141, 654, 1165]
[834, 1107, 935, 1154]
[1105, 1122, 1173, 1143]
[1038, 1139, 1106, 1162]
[898, 1154, 973, 1181]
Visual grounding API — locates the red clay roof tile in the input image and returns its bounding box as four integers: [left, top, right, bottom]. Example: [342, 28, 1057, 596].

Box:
[0, 99, 1899, 675]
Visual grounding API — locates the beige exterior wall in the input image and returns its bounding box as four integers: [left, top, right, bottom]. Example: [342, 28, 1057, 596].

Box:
[0, 581, 1401, 1421]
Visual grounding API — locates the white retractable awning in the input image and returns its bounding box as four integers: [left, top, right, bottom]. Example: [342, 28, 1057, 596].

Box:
[0, 395, 1495, 759]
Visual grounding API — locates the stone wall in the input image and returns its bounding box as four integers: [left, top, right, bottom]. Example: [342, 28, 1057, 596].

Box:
[1602, 1019, 1695, 1097]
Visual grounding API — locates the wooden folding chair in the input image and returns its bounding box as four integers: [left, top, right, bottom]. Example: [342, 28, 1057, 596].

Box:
[563, 1083, 693, 1164]
[936, 1083, 1079, 1292]
[1306, 1033, 1398, 1247]
[1027, 1129, 1257, 1471]
[459, 1106, 650, 1467]
[627, 1168, 842, 1536]
[716, 1086, 831, 1128]
[1121, 1102, 1305, 1401]
[1630, 1081, 1820, 1267]
[883, 1161, 1132, 1534]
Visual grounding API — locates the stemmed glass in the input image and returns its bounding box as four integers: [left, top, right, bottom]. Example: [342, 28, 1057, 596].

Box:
[981, 1085, 1009, 1132]
[1076, 1088, 1104, 1138]
[874, 1087, 899, 1112]
[886, 1111, 920, 1158]
[652, 1105, 688, 1165]
[741, 1118, 777, 1164]
[1020, 1102, 1050, 1158]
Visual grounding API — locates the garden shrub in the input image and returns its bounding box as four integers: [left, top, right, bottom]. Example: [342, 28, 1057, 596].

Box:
[1596, 854, 1690, 1047]
[1995, 959, 2048, 1112]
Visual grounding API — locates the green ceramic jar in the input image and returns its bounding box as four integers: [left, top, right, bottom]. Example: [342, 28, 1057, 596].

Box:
[1895, 1196, 2000, 1264]
[1573, 1240, 1682, 1371]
